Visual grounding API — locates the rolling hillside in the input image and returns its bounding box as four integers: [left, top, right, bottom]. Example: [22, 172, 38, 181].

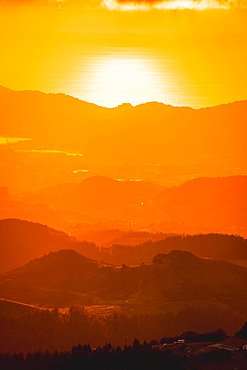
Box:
[0, 219, 98, 273]
[0, 87, 247, 191]
[18, 175, 247, 235]
[1, 249, 247, 318]
[1, 219, 247, 273]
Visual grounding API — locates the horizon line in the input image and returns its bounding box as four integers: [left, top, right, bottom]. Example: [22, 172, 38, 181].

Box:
[1, 84, 246, 111]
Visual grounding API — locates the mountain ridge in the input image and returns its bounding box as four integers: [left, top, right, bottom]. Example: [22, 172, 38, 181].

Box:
[1, 84, 246, 111]
[1, 248, 247, 318]
[0, 218, 99, 273]
[19, 175, 247, 235]
[1, 85, 247, 193]
[1, 85, 246, 157]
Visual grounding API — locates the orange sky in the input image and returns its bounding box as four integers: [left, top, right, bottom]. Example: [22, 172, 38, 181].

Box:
[0, 0, 247, 107]
[1, 2, 247, 34]
[0, 0, 247, 237]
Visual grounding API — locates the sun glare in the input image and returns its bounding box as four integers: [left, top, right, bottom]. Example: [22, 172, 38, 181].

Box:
[103, 0, 226, 11]
[77, 53, 173, 107]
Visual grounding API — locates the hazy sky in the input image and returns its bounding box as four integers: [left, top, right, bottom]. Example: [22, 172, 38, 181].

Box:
[0, 0, 246, 107]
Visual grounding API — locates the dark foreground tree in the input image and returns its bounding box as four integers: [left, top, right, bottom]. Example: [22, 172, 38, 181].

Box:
[0, 341, 190, 370]
[235, 321, 247, 340]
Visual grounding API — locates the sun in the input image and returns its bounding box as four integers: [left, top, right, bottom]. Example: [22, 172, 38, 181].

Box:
[78, 52, 168, 107]
[103, 0, 226, 10]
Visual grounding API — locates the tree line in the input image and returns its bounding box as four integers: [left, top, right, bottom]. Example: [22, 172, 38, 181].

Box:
[0, 305, 244, 354]
[0, 341, 189, 370]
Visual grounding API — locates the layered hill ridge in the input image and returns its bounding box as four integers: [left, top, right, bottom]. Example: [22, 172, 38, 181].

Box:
[1, 218, 247, 274]
[1, 248, 247, 318]
[25, 175, 162, 211]
[0, 219, 98, 273]
[1, 85, 246, 134]
[0, 86, 12, 96]
[0, 86, 246, 164]
[1, 86, 247, 197]
[19, 175, 247, 235]
[155, 175, 247, 230]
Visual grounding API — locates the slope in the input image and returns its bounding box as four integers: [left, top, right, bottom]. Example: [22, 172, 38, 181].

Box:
[0, 249, 247, 318]
[0, 219, 98, 273]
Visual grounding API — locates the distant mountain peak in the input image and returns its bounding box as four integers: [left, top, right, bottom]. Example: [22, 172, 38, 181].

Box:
[82, 175, 116, 184]
[45, 249, 85, 259]
[0, 85, 13, 95]
[21, 248, 96, 273]
[116, 103, 132, 109]
[153, 250, 199, 264]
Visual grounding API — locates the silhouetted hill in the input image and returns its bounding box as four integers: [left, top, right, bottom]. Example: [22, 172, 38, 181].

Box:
[158, 176, 247, 209]
[1, 249, 247, 318]
[75, 229, 177, 248]
[0, 87, 247, 191]
[0, 219, 98, 273]
[0, 88, 132, 139]
[1, 89, 246, 162]
[125, 234, 247, 265]
[2, 219, 247, 274]
[0, 298, 37, 317]
[156, 176, 247, 233]
[25, 176, 162, 212]
[0, 85, 12, 95]
[0, 185, 76, 231]
[19, 175, 247, 236]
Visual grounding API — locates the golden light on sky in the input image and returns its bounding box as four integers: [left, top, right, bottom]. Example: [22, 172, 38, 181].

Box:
[1, 0, 247, 355]
[0, 0, 246, 108]
[75, 52, 178, 107]
[103, 0, 226, 11]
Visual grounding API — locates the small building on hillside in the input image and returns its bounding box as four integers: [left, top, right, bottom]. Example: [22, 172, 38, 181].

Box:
[212, 337, 247, 351]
